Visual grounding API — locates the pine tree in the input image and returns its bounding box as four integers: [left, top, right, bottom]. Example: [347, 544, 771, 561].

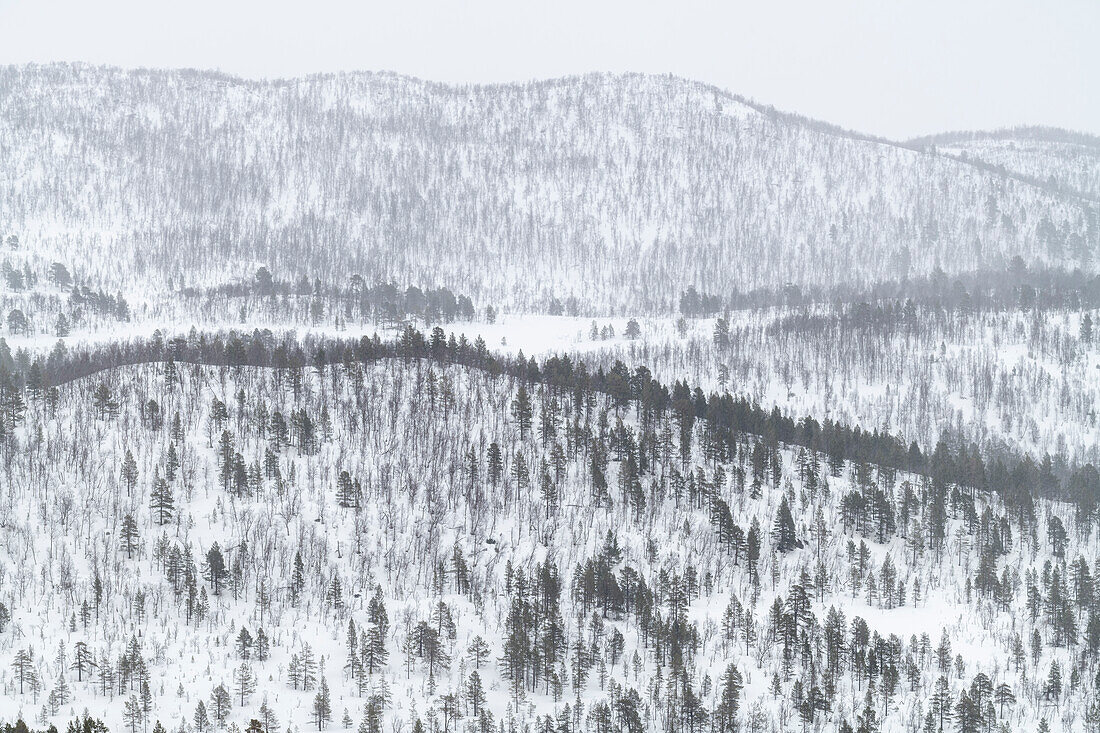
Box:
[968, 673, 993, 721]
[952, 691, 981, 733]
[327, 574, 344, 611]
[936, 630, 952, 673]
[218, 430, 235, 490]
[54, 312, 70, 336]
[258, 694, 280, 733]
[345, 619, 359, 679]
[193, 701, 211, 733]
[71, 640, 97, 682]
[512, 385, 533, 441]
[236, 627, 254, 659]
[255, 627, 270, 662]
[0, 371, 26, 429]
[53, 674, 71, 707]
[150, 473, 174, 525]
[98, 653, 116, 697]
[288, 653, 303, 690]
[234, 663, 256, 705]
[300, 643, 318, 690]
[141, 678, 153, 724]
[209, 682, 232, 725]
[122, 695, 143, 733]
[165, 441, 181, 483]
[336, 470, 361, 509]
[746, 518, 762, 584]
[994, 682, 1015, 718]
[715, 663, 743, 733]
[121, 449, 139, 494]
[468, 635, 490, 670]
[119, 514, 140, 559]
[93, 381, 119, 418]
[362, 697, 384, 733]
[1046, 661, 1062, 700]
[466, 670, 487, 717]
[772, 495, 799, 552]
[855, 700, 879, 733]
[291, 549, 306, 604]
[487, 443, 503, 486]
[452, 542, 470, 594]
[312, 675, 333, 730]
[928, 676, 953, 732]
[204, 543, 227, 594]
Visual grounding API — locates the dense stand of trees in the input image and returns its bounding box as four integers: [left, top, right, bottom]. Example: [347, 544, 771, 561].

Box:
[678, 261, 1100, 316]
[1, 325, 1094, 519]
[182, 268, 477, 327]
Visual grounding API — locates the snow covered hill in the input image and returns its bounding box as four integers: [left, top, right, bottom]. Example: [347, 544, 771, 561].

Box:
[0, 338, 1096, 732]
[909, 127, 1100, 202]
[0, 64, 1096, 313]
[1, 62, 1099, 733]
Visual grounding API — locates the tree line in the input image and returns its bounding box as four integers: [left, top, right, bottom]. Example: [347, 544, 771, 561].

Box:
[678, 259, 1100, 316]
[0, 323, 1096, 522]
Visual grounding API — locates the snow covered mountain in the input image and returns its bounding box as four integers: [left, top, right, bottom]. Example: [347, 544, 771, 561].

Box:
[1, 64, 1096, 313]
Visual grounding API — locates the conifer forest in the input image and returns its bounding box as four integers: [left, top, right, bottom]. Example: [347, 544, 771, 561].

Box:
[0, 58, 1099, 733]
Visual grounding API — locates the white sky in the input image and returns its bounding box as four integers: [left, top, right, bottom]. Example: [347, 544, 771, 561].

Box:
[1, 0, 1096, 139]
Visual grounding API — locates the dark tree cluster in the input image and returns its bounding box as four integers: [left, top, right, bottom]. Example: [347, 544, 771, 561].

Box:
[1, 323, 1094, 519]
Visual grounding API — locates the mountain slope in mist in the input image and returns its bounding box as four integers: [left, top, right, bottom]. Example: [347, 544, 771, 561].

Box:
[0, 64, 1096, 312]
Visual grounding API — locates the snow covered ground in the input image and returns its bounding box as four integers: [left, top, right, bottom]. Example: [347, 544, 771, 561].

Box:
[0, 356, 1093, 731]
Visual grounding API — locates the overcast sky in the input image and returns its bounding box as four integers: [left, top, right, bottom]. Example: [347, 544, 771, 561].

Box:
[1, 0, 1096, 139]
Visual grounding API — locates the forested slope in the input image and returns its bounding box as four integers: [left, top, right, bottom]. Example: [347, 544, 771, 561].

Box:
[1, 64, 1096, 312]
[910, 128, 1100, 202]
[0, 330, 1097, 731]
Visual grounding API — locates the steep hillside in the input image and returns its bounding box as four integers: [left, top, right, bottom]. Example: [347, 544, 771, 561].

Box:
[0, 64, 1095, 313]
